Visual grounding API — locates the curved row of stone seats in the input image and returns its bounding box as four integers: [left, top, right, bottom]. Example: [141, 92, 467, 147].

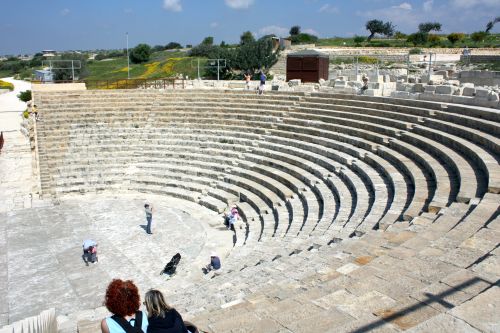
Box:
[174, 195, 498, 332]
[37, 123, 325, 244]
[36, 89, 496, 237]
[289, 101, 466, 208]
[288, 102, 479, 204]
[315, 93, 500, 194]
[35, 105, 378, 240]
[39, 126, 351, 245]
[37, 93, 420, 241]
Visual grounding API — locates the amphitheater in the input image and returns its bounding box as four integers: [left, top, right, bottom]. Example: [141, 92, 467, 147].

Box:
[1, 83, 499, 333]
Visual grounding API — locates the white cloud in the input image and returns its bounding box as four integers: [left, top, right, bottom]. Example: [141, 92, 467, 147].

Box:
[423, 0, 433, 12]
[319, 4, 339, 13]
[210, 22, 219, 28]
[450, 0, 500, 8]
[303, 28, 320, 36]
[258, 25, 288, 37]
[60, 8, 70, 16]
[163, 0, 182, 12]
[225, 0, 254, 9]
[392, 2, 412, 10]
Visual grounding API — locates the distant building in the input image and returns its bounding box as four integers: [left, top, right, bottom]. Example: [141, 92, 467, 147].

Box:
[271, 37, 292, 51]
[42, 50, 56, 57]
[34, 69, 53, 82]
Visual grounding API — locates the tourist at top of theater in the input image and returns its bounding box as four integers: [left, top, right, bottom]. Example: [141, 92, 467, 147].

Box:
[144, 289, 189, 333]
[101, 279, 149, 333]
[244, 72, 252, 90]
[258, 70, 266, 95]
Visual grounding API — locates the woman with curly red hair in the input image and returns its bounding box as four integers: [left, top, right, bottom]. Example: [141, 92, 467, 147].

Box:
[101, 279, 149, 333]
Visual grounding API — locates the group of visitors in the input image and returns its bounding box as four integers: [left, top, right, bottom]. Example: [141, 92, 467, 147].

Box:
[223, 205, 240, 231]
[101, 279, 197, 333]
[244, 70, 267, 95]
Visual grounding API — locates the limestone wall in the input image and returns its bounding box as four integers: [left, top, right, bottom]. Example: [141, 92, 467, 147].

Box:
[459, 70, 500, 86]
[31, 83, 86, 92]
[0, 309, 57, 333]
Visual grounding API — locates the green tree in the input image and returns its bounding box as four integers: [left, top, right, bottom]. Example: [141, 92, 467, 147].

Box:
[418, 22, 441, 33]
[407, 32, 428, 46]
[240, 31, 256, 45]
[365, 19, 395, 41]
[202, 36, 214, 45]
[129, 44, 152, 64]
[152, 45, 166, 52]
[290, 26, 301, 36]
[447, 32, 465, 44]
[471, 31, 488, 43]
[17, 90, 32, 102]
[290, 33, 318, 44]
[485, 16, 500, 33]
[165, 42, 182, 49]
[394, 31, 407, 39]
[353, 35, 365, 45]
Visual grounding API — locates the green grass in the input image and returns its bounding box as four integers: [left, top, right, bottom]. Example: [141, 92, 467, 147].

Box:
[86, 50, 207, 80]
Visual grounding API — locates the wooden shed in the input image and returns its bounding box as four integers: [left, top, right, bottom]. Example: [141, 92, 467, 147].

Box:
[286, 50, 329, 83]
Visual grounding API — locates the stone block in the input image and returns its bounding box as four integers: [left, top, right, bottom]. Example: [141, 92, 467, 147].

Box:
[475, 87, 489, 98]
[396, 82, 407, 91]
[435, 85, 454, 95]
[334, 80, 347, 87]
[463, 86, 476, 96]
[288, 79, 301, 86]
[392, 91, 410, 99]
[363, 89, 381, 97]
[424, 85, 436, 93]
[487, 91, 499, 102]
[413, 83, 425, 93]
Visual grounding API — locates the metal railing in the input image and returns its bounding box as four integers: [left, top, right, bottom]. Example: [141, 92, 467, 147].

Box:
[32, 78, 185, 90]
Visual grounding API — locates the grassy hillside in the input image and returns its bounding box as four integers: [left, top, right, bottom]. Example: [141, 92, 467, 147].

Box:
[317, 33, 500, 48]
[86, 51, 207, 81]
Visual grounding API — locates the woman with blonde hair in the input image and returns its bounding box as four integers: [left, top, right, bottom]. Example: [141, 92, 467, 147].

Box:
[144, 289, 189, 333]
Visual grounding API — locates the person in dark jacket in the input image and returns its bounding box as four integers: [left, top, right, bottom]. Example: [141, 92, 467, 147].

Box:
[144, 289, 189, 333]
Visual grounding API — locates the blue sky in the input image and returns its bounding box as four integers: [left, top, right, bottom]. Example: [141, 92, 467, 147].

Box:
[1, 0, 499, 55]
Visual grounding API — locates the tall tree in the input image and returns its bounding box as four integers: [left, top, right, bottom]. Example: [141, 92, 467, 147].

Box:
[418, 22, 442, 33]
[129, 44, 152, 64]
[202, 36, 214, 45]
[365, 20, 395, 41]
[240, 31, 256, 45]
[485, 16, 500, 33]
[289, 26, 301, 36]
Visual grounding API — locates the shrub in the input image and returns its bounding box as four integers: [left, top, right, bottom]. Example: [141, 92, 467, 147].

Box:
[129, 44, 152, 64]
[17, 90, 32, 102]
[358, 56, 378, 64]
[353, 35, 365, 45]
[409, 48, 422, 54]
[290, 33, 318, 44]
[407, 32, 428, 46]
[427, 34, 441, 43]
[0, 80, 14, 91]
[447, 32, 465, 44]
[165, 42, 182, 49]
[394, 31, 407, 39]
[471, 31, 488, 43]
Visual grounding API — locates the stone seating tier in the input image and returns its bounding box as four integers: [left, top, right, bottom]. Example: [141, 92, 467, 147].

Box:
[31, 89, 500, 333]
